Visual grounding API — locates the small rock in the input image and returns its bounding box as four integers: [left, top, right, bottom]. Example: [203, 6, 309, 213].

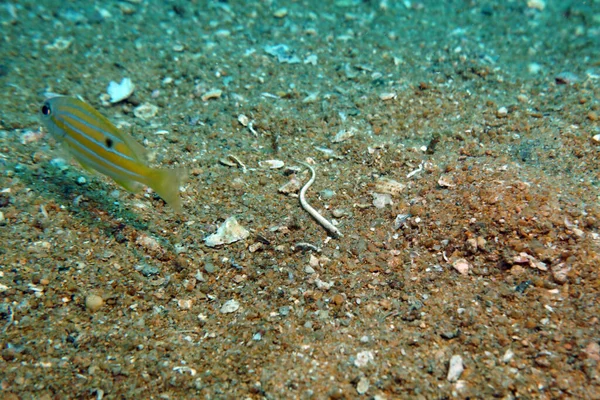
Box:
[273, 7, 288, 18]
[204, 262, 218, 274]
[584, 342, 600, 361]
[304, 265, 316, 274]
[502, 349, 515, 363]
[279, 306, 290, 316]
[220, 299, 240, 314]
[356, 376, 369, 395]
[496, 106, 508, 118]
[452, 258, 471, 276]
[85, 294, 104, 312]
[527, 0, 545, 11]
[136, 264, 160, 277]
[177, 299, 193, 310]
[447, 355, 464, 382]
[136, 234, 161, 252]
[332, 294, 345, 306]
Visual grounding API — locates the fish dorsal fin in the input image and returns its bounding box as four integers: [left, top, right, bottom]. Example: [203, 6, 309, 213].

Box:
[116, 125, 149, 165]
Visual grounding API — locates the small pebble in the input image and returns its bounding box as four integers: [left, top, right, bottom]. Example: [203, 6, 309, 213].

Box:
[331, 293, 345, 306]
[496, 106, 508, 118]
[220, 299, 240, 314]
[85, 294, 104, 312]
[356, 376, 369, 395]
[273, 7, 288, 18]
[304, 265, 316, 274]
[452, 258, 471, 276]
[204, 262, 218, 274]
[447, 355, 464, 382]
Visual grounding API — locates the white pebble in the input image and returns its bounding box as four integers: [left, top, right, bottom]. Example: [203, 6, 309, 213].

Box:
[220, 299, 240, 314]
[447, 355, 464, 382]
[502, 349, 514, 363]
[356, 377, 369, 395]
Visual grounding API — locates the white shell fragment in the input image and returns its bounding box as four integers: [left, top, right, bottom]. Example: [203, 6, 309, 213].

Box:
[372, 193, 393, 209]
[238, 114, 250, 127]
[259, 159, 284, 169]
[133, 103, 158, 120]
[354, 350, 374, 368]
[447, 355, 465, 382]
[220, 299, 240, 314]
[278, 175, 301, 194]
[375, 177, 405, 196]
[379, 92, 396, 101]
[204, 216, 250, 247]
[332, 127, 357, 143]
[107, 78, 135, 103]
[201, 89, 222, 101]
[438, 175, 456, 188]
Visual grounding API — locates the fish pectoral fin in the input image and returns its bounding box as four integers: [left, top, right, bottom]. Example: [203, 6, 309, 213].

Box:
[112, 176, 144, 193]
[119, 128, 149, 164]
[69, 150, 99, 175]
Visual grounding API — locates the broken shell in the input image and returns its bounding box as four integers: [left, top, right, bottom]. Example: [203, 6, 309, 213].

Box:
[514, 252, 548, 271]
[374, 177, 406, 196]
[372, 193, 393, 209]
[220, 299, 240, 314]
[133, 103, 158, 120]
[204, 216, 250, 247]
[380, 92, 396, 101]
[332, 126, 357, 143]
[438, 175, 456, 188]
[238, 114, 249, 127]
[259, 159, 284, 169]
[201, 89, 222, 101]
[278, 175, 301, 194]
[107, 78, 135, 103]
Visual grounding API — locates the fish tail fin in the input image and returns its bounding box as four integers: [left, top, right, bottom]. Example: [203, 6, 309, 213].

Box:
[146, 167, 188, 213]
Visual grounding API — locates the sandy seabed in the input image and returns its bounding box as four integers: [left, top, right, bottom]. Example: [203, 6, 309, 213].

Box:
[1, 1, 599, 398]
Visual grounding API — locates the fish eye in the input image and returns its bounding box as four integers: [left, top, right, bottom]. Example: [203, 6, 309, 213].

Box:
[41, 103, 51, 116]
[105, 138, 114, 148]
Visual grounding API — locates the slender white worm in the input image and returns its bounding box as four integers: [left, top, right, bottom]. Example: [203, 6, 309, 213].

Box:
[296, 160, 343, 238]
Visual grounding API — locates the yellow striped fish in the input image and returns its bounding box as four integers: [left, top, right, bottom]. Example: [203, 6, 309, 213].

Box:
[40, 96, 187, 212]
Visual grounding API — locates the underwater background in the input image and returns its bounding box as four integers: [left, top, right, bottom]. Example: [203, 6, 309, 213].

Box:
[1, 0, 600, 398]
